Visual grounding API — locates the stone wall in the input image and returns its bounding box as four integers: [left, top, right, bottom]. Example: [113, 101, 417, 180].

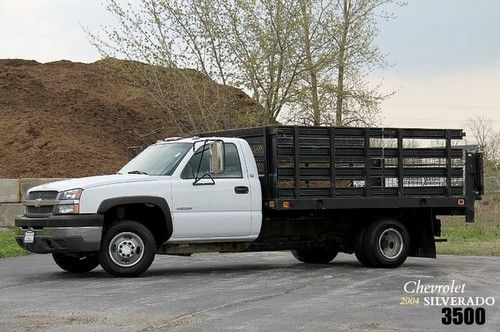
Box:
[0, 179, 65, 227]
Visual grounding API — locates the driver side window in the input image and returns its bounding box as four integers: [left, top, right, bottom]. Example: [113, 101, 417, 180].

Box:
[181, 143, 242, 179]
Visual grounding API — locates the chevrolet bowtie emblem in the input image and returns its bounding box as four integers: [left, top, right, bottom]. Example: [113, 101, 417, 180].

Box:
[33, 198, 42, 207]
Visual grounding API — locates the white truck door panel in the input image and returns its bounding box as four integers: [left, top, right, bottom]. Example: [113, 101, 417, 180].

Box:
[171, 178, 253, 238]
[170, 142, 254, 240]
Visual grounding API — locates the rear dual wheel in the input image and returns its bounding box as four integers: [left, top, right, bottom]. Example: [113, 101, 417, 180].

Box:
[292, 246, 338, 264]
[355, 219, 410, 268]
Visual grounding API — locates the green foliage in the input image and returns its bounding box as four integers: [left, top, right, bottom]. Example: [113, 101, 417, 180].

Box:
[0, 229, 29, 258]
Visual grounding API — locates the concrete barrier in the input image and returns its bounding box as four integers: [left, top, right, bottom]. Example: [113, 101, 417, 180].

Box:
[0, 178, 66, 227]
[0, 179, 20, 203]
[0, 203, 23, 227]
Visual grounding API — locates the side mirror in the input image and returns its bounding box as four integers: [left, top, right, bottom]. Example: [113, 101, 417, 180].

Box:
[208, 141, 225, 174]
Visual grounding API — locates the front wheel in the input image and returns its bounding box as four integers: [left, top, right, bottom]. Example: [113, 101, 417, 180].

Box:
[99, 220, 156, 277]
[52, 253, 99, 273]
[292, 246, 338, 264]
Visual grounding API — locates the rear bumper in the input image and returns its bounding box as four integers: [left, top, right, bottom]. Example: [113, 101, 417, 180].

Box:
[15, 214, 103, 254]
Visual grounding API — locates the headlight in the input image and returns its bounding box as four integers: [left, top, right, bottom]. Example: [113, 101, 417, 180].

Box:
[57, 189, 83, 200]
[54, 189, 83, 214]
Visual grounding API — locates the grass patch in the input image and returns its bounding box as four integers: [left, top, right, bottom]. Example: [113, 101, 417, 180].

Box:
[437, 201, 500, 256]
[0, 228, 29, 258]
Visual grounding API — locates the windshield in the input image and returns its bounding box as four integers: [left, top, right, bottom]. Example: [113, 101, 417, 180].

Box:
[119, 143, 191, 176]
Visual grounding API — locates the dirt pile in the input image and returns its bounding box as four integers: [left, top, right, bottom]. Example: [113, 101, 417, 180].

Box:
[0, 58, 262, 178]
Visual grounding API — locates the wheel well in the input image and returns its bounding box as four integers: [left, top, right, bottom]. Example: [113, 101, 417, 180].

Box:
[349, 210, 436, 258]
[102, 203, 169, 247]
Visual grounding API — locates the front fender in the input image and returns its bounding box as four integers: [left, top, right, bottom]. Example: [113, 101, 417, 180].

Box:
[97, 196, 173, 241]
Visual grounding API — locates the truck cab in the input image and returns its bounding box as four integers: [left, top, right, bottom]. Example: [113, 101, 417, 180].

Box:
[16, 137, 262, 276]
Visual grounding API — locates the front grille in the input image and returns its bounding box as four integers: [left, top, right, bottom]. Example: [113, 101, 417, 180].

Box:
[26, 205, 54, 215]
[25, 191, 58, 217]
[28, 191, 58, 200]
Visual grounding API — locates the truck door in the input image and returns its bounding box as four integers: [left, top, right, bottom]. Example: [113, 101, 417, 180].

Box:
[170, 142, 254, 240]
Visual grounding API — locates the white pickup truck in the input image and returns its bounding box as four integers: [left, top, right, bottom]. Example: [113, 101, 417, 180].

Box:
[15, 126, 482, 277]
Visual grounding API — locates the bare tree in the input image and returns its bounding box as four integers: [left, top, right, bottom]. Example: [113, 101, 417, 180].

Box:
[89, 0, 401, 130]
[331, 0, 402, 126]
[89, 0, 303, 128]
[286, 0, 401, 126]
[465, 116, 500, 168]
[296, 0, 335, 125]
[88, 0, 265, 134]
[218, 0, 304, 123]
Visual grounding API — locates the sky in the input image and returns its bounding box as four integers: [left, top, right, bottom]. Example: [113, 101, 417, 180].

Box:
[373, 0, 500, 132]
[0, 0, 499, 131]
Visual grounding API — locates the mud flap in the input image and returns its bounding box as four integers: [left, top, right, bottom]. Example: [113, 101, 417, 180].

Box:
[465, 151, 483, 223]
[409, 212, 437, 258]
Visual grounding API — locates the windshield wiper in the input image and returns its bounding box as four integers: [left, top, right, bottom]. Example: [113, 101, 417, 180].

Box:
[127, 170, 149, 175]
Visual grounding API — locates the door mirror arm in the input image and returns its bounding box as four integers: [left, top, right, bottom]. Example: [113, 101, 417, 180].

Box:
[193, 140, 208, 179]
[191, 139, 225, 184]
[193, 172, 215, 186]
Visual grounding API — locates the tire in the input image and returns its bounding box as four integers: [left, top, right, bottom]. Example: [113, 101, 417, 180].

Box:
[292, 245, 338, 264]
[355, 219, 410, 268]
[354, 227, 371, 266]
[52, 253, 99, 273]
[99, 220, 156, 277]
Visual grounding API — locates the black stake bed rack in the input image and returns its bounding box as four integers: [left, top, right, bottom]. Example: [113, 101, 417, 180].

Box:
[200, 126, 483, 222]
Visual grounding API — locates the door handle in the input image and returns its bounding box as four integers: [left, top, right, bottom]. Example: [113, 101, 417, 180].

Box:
[234, 186, 249, 194]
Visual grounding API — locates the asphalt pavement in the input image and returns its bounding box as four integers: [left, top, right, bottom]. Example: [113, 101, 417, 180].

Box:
[0, 252, 498, 331]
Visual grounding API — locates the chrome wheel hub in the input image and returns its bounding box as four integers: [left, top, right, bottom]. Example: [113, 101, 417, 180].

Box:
[109, 232, 144, 267]
[378, 228, 403, 259]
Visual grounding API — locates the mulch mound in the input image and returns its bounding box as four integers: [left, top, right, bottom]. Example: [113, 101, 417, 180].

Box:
[0, 58, 262, 178]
